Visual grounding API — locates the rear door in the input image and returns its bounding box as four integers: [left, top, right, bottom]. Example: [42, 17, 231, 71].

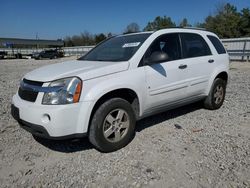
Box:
[180, 33, 215, 97]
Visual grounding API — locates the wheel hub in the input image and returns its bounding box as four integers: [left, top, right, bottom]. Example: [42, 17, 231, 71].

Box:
[103, 109, 129, 143]
[214, 85, 224, 104]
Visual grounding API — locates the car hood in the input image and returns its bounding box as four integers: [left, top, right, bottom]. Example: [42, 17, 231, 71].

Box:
[24, 60, 129, 82]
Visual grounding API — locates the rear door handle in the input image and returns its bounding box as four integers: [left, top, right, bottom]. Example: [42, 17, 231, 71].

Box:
[178, 64, 187, 69]
[208, 59, 214, 63]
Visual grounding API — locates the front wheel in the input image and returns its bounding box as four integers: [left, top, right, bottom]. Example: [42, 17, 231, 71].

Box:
[88, 98, 136, 152]
[204, 78, 227, 110]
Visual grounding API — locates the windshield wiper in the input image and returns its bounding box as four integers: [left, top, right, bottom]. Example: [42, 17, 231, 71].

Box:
[79, 58, 124, 62]
[96, 59, 108, 61]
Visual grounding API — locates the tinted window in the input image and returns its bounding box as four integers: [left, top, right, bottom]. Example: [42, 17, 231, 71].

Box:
[181, 33, 211, 58]
[79, 33, 151, 62]
[207, 35, 226, 54]
[143, 33, 181, 64]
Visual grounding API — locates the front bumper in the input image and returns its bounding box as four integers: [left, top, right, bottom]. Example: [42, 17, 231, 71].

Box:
[11, 94, 94, 139]
[11, 104, 86, 139]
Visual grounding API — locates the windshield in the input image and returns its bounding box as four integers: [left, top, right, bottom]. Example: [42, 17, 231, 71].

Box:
[79, 33, 152, 62]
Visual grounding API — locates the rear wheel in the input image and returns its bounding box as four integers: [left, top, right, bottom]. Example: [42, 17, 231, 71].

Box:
[204, 78, 227, 110]
[88, 98, 136, 152]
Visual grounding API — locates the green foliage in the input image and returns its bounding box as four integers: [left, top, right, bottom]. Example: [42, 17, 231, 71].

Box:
[64, 31, 107, 47]
[64, 36, 74, 47]
[107, 32, 113, 38]
[143, 16, 176, 31]
[179, 18, 192, 27]
[202, 3, 250, 38]
[95, 33, 107, 44]
[64, 3, 250, 46]
[239, 8, 250, 37]
[204, 3, 241, 38]
[194, 22, 206, 28]
[124, 23, 140, 34]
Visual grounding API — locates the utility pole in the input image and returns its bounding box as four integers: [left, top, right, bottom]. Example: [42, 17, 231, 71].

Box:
[36, 32, 39, 51]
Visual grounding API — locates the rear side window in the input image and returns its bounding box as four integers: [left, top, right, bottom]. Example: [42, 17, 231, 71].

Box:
[181, 33, 211, 58]
[207, 35, 226, 54]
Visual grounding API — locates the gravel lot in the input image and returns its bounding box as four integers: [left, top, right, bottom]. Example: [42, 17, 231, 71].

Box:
[0, 57, 250, 188]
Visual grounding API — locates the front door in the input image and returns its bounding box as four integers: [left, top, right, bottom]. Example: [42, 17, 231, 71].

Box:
[143, 33, 189, 111]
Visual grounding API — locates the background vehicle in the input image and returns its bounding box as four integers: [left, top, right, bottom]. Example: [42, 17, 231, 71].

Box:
[11, 28, 229, 152]
[33, 49, 64, 59]
[0, 51, 7, 59]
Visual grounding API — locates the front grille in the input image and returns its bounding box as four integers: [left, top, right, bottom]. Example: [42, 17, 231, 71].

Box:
[23, 78, 43, 86]
[18, 79, 44, 102]
[18, 87, 38, 102]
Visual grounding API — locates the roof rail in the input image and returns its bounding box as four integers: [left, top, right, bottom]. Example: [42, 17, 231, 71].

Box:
[182, 27, 207, 31]
[153, 27, 207, 31]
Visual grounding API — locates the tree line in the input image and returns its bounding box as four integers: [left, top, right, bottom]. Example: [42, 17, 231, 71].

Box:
[64, 3, 250, 46]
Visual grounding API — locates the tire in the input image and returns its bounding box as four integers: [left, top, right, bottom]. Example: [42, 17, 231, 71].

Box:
[89, 98, 136, 152]
[33, 135, 48, 142]
[204, 78, 227, 110]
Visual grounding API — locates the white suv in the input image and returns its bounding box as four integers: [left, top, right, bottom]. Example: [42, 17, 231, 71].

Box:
[11, 28, 229, 152]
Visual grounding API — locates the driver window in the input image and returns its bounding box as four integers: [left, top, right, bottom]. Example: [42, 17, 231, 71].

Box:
[143, 33, 181, 64]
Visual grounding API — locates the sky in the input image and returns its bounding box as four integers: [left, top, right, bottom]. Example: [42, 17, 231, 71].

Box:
[0, 0, 249, 40]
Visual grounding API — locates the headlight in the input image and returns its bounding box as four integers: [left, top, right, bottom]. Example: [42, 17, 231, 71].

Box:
[42, 77, 82, 105]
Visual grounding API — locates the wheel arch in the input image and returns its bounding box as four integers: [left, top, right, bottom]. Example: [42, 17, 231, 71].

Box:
[215, 71, 228, 82]
[206, 70, 229, 95]
[87, 88, 140, 132]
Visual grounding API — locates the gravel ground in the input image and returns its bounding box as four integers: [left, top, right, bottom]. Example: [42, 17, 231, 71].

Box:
[0, 57, 250, 188]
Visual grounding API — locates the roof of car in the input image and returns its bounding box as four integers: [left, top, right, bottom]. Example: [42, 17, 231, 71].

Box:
[120, 27, 215, 37]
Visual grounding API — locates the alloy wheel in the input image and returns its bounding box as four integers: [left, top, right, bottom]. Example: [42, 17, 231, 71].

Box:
[103, 109, 129, 143]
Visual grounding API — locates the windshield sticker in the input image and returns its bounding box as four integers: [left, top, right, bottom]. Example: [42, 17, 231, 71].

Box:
[122, 42, 141, 48]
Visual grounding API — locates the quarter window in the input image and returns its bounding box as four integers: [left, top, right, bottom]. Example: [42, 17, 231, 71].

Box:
[207, 35, 226, 54]
[181, 33, 211, 58]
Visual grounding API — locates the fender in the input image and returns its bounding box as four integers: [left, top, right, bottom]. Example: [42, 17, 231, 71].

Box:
[81, 68, 147, 117]
[205, 64, 229, 95]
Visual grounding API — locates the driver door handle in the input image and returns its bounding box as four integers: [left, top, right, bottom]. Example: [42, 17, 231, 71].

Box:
[178, 64, 187, 69]
[208, 59, 214, 63]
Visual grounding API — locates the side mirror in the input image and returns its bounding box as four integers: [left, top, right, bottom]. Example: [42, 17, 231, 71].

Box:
[146, 51, 169, 65]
